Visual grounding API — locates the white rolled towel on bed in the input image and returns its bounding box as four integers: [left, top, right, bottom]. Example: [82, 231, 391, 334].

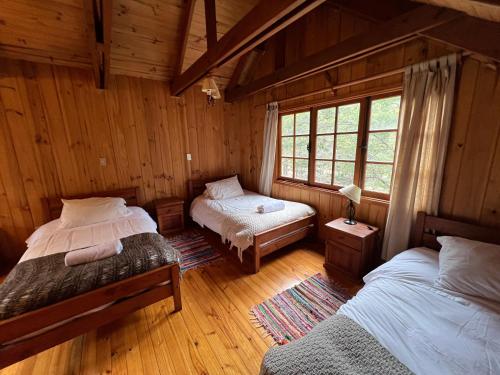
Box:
[65, 240, 123, 266]
[257, 200, 285, 214]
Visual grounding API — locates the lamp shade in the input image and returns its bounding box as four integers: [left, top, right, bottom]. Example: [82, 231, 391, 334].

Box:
[339, 184, 361, 204]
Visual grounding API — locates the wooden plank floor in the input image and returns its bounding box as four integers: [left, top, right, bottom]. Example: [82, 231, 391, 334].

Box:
[1, 235, 361, 375]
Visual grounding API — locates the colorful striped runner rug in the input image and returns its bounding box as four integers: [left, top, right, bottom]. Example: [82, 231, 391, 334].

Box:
[165, 230, 223, 273]
[250, 273, 351, 345]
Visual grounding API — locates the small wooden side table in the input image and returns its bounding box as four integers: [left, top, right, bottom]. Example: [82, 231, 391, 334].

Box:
[155, 197, 184, 235]
[324, 218, 379, 280]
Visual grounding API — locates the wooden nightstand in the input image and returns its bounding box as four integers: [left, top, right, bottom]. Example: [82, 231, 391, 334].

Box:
[155, 197, 184, 235]
[324, 218, 379, 280]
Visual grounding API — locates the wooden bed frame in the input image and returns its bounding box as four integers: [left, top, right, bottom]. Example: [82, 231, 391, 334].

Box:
[188, 176, 317, 273]
[0, 187, 182, 369]
[412, 211, 500, 249]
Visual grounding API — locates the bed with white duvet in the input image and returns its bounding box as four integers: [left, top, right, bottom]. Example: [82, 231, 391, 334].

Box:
[262, 245, 500, 375]
[191, 190, 315, 260]
[340, 247, 500, 375]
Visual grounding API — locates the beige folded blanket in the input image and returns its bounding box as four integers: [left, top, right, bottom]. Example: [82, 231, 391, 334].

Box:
[65, 240, 123, 266]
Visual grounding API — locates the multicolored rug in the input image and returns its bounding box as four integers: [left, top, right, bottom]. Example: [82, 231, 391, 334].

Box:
[165, 230, 223, 273]
[250, 273, 351, 345]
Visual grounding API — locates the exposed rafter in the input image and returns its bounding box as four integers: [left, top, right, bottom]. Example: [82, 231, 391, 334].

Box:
[175, 0, 196, 76]
[330, 0, 500, 63]
[83, 0, 112, 89]
[225, 5, 460, 102]
[170, 0, 326, 96]
[413, 0, 500, 23]
[204, 0, 217, 54]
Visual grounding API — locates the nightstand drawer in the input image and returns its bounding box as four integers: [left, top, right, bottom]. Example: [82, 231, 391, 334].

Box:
[326, 240, 361, 277]
[330, 230, 362, 250]
[157, 205, 183, 216]
[158, 214, 183, 233]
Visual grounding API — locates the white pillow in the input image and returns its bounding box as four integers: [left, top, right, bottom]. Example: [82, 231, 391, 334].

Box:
[59, 197, 130, 229]
[205, 176, 244, 200]
[436, 236, 500, 302]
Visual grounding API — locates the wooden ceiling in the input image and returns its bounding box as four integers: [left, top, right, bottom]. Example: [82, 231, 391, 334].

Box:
[0, 0, 258, 86]
[1, 0, 500, 96]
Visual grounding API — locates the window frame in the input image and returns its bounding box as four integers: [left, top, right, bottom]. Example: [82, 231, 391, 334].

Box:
[276, 90, 402, 201]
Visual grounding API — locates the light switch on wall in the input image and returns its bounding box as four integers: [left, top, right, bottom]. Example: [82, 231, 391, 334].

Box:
[99, 157, 107, 167]
[186, 153, 192, 161]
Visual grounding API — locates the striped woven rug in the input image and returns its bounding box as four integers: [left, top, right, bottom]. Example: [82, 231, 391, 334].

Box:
[165, 230, 223, 273]
[250, 273, 351, 345]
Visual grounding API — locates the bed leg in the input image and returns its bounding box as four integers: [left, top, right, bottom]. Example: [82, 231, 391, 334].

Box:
[252, 246, 261, 274]
[171, 263, 182, 312]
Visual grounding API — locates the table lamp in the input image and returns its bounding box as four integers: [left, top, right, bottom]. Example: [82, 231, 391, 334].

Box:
[339, 184, 361, 225]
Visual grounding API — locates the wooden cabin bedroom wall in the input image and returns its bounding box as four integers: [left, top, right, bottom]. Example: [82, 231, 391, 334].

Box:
[0, 58, 238, 265]
[230, 5, 500, 240]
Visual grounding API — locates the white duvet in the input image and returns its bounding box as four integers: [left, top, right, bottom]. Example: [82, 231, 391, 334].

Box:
[339, 247, 500, 375]
[21, 206, 157, 262]
[190, 190, 315, 260]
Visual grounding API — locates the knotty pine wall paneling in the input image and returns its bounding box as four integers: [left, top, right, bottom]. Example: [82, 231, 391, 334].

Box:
[0, 58, 236, 264]
[231, 19, 500, 241]
[232, 36, 459, 240]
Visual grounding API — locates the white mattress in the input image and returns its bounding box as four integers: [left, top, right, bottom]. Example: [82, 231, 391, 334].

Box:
[190, 190, 315, 259]
[339, 247, 500, 375]
[21, 206, 157, 262]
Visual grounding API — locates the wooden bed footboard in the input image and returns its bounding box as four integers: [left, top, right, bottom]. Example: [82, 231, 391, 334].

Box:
[252, 214, 316, 273]
[0, 263, 181, 369]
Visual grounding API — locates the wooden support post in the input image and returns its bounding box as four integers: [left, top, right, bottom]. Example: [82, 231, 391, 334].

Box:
[84, 0, 112, 89]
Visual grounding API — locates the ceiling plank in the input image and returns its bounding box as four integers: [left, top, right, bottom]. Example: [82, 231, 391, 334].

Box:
[225, 5, 459, 102]
[83, 0, 112, 89]
[170, 0, 326, 96]
[204, 0, 217, 53]
[176, 0, 197, 76]
[227, 44, 267, 89]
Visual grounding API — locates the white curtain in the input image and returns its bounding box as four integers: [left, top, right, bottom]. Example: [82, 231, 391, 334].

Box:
[258, 102, 279, 196]
[382, 54, 457, 260]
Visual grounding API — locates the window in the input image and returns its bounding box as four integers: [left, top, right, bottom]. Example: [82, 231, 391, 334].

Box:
[364, 96, 401, 194]
[277, 93, 401, 199]
[279, 111, 310, 181]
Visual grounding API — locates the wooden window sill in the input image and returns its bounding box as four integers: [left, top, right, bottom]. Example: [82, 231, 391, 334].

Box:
[274, 179, 390, 206]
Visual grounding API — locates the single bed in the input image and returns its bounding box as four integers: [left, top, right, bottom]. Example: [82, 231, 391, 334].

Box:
[0, 188, 182, 369]
[261, 212, 500, 374]
[188, 177, 316, 273]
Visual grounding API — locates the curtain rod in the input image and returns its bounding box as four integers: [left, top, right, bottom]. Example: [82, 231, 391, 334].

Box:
[276, 51, 473, 105]
[277, 68, 405, 104]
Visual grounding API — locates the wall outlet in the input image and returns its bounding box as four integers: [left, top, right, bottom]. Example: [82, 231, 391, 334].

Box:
[186, 153, 192, 161]
[99, 157, 107, 167]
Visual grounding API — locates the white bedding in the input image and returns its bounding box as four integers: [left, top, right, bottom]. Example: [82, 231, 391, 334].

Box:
[339, 247, 500, 375]
[190, 190, 315, 260]
[21, 206, 157, 262]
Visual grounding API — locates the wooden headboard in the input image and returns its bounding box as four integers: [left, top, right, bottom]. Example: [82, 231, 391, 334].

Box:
[187, 174, 240, 201]
[412, 211, 500, 250]
[43, 187, 139, 221]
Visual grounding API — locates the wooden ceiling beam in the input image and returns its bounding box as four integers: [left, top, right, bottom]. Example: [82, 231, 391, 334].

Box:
[170, 0, 326, 96]
[330, 0, 500, 63]
[225, 5, 460, 102]
[420, 16, 500, 62]
[84, 0, 112, 89]
[204, 0, 217, 53]
[175, 0, 196, 76]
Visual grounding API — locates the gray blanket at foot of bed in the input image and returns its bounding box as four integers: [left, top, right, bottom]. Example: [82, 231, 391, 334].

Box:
[260, 314, 413, 375]
[0, 233, 180, 320]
